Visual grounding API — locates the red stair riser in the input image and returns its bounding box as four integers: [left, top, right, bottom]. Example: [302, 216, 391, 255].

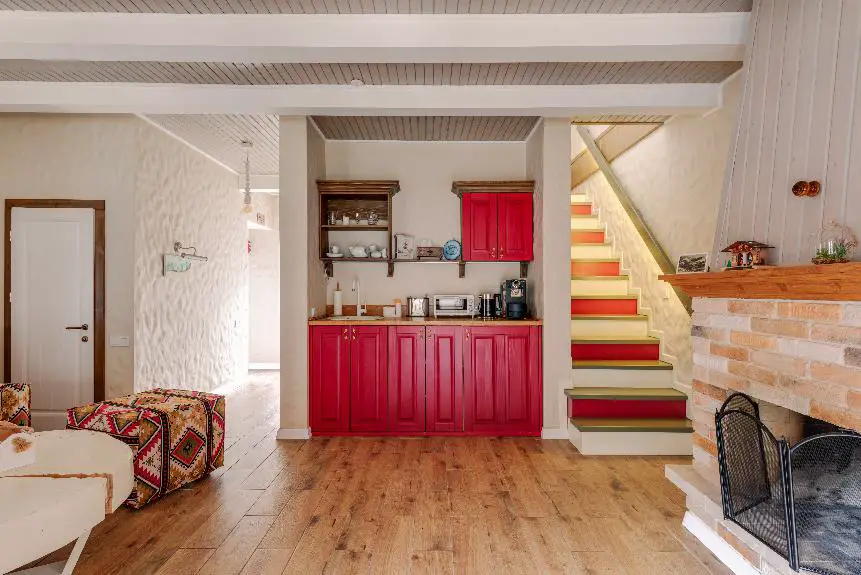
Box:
[571, 230, 605, 244]
[570, 204, 593, 215]
[570, 261, 621, 276]
[570, 342, 660, 361]
[568, 398, 687, 419]
[571, 298, 638, 315]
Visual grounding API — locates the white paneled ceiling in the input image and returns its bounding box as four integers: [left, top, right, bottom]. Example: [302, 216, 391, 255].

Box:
[570, 114, 671, 123]
[147, 115, 279, 175]
[141, 114, 672, 172]
[0, 61, 742, 85]
[0, 0, 752, 13]
[312, 116, 539, 141]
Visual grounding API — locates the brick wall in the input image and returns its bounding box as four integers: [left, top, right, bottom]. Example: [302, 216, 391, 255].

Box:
[690, 298, 861, 482]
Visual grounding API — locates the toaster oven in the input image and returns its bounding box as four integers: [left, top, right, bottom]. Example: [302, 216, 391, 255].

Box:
[432, 294, 476, 317]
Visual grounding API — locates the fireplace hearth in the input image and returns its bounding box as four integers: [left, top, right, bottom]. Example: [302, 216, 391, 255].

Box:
[716, 393, 861, 575]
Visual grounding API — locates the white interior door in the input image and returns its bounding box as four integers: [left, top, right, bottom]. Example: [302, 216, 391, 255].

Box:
[11, 208, 95, 430]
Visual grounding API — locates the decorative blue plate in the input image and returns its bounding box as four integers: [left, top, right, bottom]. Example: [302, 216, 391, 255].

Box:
[443, 239, 461, 261]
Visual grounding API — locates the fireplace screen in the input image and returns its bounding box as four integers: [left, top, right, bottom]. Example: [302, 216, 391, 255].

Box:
[716, 393, 861, 575]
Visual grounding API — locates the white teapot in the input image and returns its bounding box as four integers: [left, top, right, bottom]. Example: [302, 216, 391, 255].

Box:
[349, 245, 368, 258]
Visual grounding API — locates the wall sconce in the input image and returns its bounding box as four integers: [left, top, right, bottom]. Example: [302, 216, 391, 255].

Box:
[792, 181, 821, 197]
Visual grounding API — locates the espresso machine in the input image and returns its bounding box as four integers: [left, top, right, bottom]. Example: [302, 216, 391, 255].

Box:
[500, 279, 528, 319]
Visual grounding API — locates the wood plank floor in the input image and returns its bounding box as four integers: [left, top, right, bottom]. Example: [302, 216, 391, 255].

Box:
[43, 372, 730, 575]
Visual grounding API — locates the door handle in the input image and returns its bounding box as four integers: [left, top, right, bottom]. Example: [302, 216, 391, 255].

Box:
[65, 324, 89, 331]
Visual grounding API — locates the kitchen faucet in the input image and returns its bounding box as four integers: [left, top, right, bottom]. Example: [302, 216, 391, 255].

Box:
[352, 278, 366, 317]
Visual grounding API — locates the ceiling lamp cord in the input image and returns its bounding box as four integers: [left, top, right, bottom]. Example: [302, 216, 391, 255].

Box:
[241, 139, 254, 214]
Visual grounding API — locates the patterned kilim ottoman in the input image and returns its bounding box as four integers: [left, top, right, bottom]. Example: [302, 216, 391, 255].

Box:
[0, 383, 31, 427]
[66, 388, 225, 508]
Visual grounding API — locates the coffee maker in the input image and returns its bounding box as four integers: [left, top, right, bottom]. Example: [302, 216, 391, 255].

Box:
[500, 279, 528, 319]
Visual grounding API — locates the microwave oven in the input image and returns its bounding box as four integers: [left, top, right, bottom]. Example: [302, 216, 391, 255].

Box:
[432, 294, 477, 317]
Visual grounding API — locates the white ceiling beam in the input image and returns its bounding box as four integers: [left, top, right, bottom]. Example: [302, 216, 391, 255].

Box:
[0, 82, 723, 116]
[0, 12, 748, 63]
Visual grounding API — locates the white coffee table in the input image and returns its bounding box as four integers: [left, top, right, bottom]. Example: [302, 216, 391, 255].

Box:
[0, 430, 134, 575]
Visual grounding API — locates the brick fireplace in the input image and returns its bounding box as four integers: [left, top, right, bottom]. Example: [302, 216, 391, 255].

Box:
[661, 265, 861, 575]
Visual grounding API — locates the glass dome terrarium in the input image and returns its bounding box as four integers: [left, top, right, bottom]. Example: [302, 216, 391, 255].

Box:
[813, 220, 857, 264]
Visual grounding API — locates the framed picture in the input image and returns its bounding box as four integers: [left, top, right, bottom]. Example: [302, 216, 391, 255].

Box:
[677, 253, 709, 274]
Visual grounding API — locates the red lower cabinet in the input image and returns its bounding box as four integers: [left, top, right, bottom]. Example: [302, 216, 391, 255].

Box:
[310, 323, 540, 436]
[388, 326, 426, 433]
[463, 326, 541, 436]
[426, 326, 463, 433]
[349, 326, 389, 432]
[310, 325, 350, 432]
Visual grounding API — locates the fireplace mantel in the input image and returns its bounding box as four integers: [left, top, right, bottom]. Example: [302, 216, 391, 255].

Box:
[660, 262, 861, 301]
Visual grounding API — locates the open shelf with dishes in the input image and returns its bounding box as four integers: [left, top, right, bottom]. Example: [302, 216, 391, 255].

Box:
[318, 180, 398, 277]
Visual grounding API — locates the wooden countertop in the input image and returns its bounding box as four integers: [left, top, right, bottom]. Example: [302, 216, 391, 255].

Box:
[309, 317, 542, 326]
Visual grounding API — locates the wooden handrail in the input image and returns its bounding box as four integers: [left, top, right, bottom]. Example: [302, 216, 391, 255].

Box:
[575, 126, 692, 314]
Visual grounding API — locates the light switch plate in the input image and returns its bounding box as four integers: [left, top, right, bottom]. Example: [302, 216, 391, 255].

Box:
[109, 336, 130, 347]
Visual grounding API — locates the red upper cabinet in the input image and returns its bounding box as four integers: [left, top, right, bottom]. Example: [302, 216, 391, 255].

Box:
[463, 326, 541, 436]
[388, 326, 426, 433]
[426, 326, 463, 433]
[461, 192, 498, 261]
[310, 325, 351, 433]
[498, 193, 534, 261]
[457, 182, 534, 263]
[349, 326, 389, 433]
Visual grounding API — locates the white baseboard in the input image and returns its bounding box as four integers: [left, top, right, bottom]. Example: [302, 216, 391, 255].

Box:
[682, 512, 760, 575]
[249, 363, 280, 370]
[276, 428, 310, 440]
[541, 427, 569, 439]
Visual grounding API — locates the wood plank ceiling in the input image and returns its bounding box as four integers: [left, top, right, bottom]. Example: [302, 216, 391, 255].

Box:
[0, 61, 742, 85]
[0, 0, 753, 13]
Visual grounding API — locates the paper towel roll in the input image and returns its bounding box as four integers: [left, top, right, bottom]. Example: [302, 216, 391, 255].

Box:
[333, 289, 343, 315]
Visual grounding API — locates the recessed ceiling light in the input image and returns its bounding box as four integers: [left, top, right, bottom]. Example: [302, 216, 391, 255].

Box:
[350, 79, 364, 87]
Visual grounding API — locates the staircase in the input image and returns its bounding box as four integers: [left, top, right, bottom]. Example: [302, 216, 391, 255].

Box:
[567, 192, 692, 455]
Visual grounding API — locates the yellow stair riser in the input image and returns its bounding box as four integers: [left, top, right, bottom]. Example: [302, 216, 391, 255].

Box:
[570, 278, 629, 296]
[570, 216, 602, 230]
[570, 368, 674, 387]
[570, 317, 649, 338]
[570, 193, 588, 204]
[571, 244, 614, 259]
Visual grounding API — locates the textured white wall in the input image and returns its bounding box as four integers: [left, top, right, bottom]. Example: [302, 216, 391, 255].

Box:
[571, 77, 739, 393]
[323, 141, 525, 304]
[0, 114, 137, 398]
[134, 122, 249, 392]
[613, 75, 741, 262]
[249, 193, 280, 365]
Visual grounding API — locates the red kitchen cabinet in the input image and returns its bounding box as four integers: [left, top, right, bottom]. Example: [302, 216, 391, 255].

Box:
[426, 326, 463, 432]
[463, 326, 541, 436]
[461, 192, 498, 261]
[310, 325, 351, 432]
[388, 326, 426, 433]
[498, 193, 534, 261]
[349, 326, 389, 432]
[461, 190, 533, 262]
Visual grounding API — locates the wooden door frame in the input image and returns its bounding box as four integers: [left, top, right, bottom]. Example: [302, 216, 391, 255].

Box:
[4, 199, 106, 402]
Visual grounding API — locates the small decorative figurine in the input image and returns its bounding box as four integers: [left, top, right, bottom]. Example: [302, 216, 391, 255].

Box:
[721, 241, 774, 270]
[813, 220, 857, 264]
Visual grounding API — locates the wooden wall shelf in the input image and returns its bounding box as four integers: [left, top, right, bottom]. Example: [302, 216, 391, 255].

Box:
[660, 263, 861, 301]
